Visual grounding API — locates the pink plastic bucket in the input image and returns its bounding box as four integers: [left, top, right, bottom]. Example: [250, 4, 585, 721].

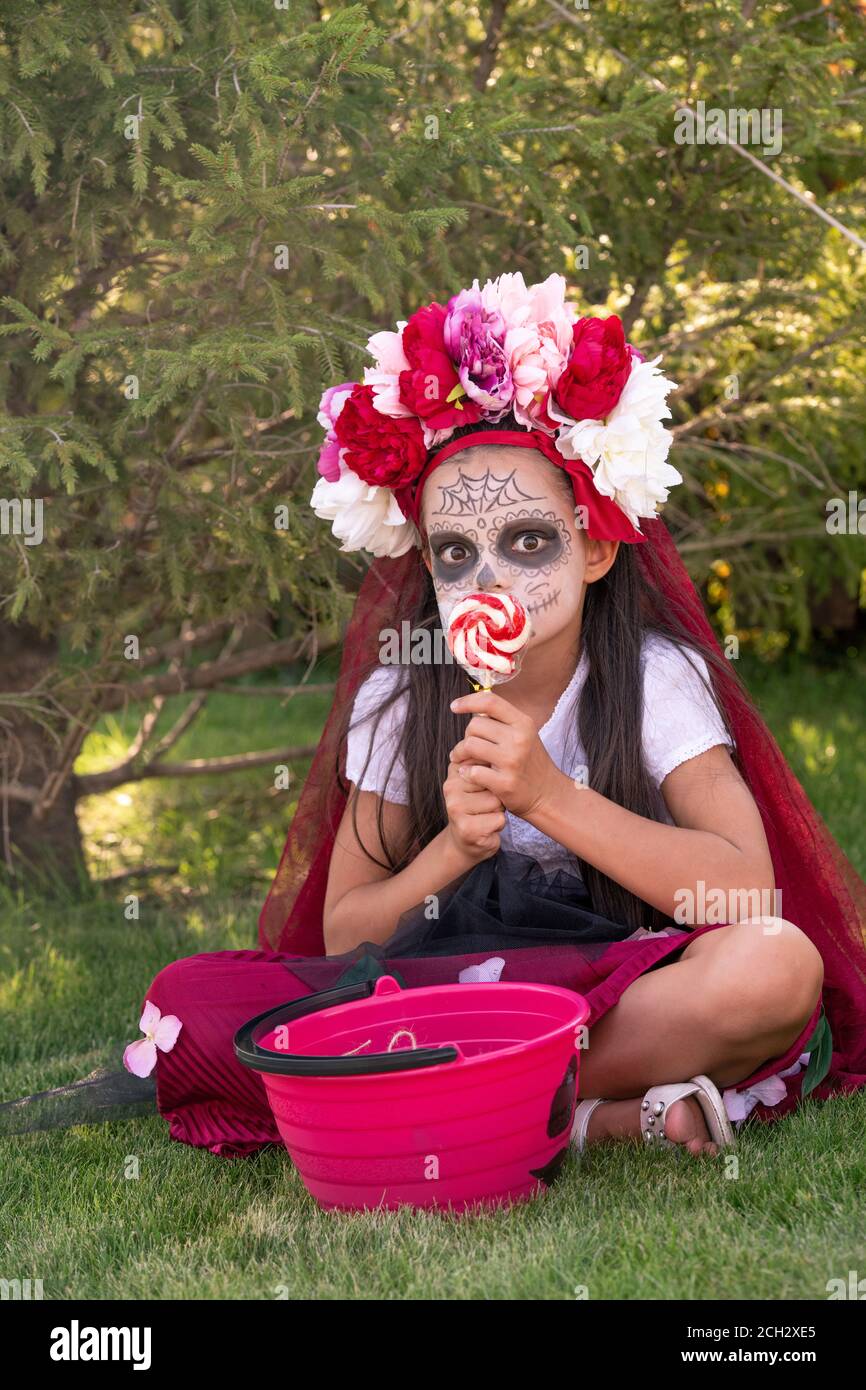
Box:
[234, 974, 590, 1213]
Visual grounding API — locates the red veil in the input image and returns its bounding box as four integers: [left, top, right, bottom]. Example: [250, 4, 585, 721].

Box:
[259, 515, 866, 1092]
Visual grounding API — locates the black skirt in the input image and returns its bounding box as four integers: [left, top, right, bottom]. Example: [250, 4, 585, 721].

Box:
[383, 848, 638, 958]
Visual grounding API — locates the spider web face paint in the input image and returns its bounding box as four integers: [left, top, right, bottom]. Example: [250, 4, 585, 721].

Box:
[433, 468, 544, 516]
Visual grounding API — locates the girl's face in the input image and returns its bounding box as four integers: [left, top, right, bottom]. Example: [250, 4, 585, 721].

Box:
[420, 445, 590, 650]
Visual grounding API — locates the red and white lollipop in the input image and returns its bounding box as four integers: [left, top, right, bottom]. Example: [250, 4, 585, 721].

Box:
[445, 592, 532, 689]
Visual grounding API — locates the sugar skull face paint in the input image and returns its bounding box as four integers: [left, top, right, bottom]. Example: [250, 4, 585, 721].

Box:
[420, 444, 589, 651]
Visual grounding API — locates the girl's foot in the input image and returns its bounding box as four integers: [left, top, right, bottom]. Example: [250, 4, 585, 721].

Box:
[584, 1094, 719, 1157]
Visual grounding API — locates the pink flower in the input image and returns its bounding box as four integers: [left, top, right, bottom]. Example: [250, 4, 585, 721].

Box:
[397, 301, 484, 431]
[443, 281, 514, 416]
[315, 382, 355, 481]
[123, 1000, 182, 1078]
[495, 272, 575, 430]
[553, 314, 632, 422]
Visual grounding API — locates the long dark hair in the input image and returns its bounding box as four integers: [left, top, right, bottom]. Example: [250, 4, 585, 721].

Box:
[337, 416, 740, 930]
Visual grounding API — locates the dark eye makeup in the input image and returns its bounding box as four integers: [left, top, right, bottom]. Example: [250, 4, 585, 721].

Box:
[429, 519, 564, 581]
[496, 521, 562, 568]
[430, 531, 478, 579]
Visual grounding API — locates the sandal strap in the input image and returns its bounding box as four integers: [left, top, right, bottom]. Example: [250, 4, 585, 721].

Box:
[570, 1097, 607, 1152]
[640, 1073, 736, 1150]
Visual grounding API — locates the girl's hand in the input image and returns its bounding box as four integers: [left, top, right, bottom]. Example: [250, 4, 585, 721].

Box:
[449, 691, 564, 820]
[442, 758, 506, 863]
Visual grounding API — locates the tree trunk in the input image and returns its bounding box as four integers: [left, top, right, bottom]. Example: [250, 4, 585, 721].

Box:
[0, 621, 87, 889]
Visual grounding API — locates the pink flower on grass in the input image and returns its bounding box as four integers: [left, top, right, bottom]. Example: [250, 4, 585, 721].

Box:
[123, 1000, 182, 1078]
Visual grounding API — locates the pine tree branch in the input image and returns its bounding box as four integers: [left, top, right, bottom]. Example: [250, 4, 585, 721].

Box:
[544, 0, 866, 252]
[173, 408, 299, 469]
[135, 622, 246, 763]
[77, 743, 317, 794]
[211, 681, 335, 697]
[670, 322, 861, 439]
[91, 635, 337, 713]
[676, 527, 827, 555]
[138, 619, 237, 669]
[96, 863, 180, 884]
[143, 688, 210, 760]
[97, 622, 228, 789]
[0, 780, 41, 806]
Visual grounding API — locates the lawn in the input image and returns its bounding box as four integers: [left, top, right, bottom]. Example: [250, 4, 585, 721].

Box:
[1, 649, 865, 1300]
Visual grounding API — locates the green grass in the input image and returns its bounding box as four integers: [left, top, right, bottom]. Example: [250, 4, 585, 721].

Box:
[1, 650, 865, 1300]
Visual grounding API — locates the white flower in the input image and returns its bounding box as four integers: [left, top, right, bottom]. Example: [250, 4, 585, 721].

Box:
[310, 465, 418, 558]
[722, 1053, 811, 1125]
[551, 355, 682, 528]
[458, 957, 506, 984]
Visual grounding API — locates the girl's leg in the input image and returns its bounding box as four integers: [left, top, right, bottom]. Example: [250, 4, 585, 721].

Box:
[577, 918, 824, 1157]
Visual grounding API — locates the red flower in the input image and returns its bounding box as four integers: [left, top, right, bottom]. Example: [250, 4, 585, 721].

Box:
[398, 302, 483, 431]
[334, 383, 428, 489]
[552, 315, 631, 422]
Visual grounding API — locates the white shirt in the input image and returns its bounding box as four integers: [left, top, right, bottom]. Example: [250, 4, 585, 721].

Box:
[344, 632, 735, 878]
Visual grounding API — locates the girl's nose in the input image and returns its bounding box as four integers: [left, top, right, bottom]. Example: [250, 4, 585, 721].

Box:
[475, 561, 506, 589]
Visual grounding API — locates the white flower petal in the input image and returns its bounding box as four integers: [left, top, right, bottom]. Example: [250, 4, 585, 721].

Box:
[458, 957, 506, 984]
[311, 473, 418, 557]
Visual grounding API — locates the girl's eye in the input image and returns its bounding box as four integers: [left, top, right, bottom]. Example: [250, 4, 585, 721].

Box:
[439, 542, 471, 565]
[512, 532, 548, 555]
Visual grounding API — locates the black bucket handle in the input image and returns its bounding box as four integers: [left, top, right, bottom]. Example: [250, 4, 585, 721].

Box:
[233, 977, 460, 1077]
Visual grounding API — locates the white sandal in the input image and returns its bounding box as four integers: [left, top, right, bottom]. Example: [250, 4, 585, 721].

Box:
[571, 1074, 736, 1153]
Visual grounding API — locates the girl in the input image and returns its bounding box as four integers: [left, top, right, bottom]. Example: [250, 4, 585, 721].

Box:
[130, 274, 866, 1162]
[319, 421, 822, 1157]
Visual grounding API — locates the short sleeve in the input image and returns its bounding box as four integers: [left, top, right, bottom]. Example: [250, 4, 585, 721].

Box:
[641, 635, 734, 787]
[344, 666, 410, 804]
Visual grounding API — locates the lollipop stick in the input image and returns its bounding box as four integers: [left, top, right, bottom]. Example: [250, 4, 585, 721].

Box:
[468, 675, 493, 713]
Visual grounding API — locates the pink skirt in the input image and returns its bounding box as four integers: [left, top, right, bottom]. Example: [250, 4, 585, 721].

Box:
[144, 924, 829, 1157]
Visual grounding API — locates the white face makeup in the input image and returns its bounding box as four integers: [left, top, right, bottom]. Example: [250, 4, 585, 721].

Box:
[420, 445, 588, 652]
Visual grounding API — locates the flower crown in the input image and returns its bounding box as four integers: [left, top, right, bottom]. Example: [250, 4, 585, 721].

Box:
[310, 272, 682, 558]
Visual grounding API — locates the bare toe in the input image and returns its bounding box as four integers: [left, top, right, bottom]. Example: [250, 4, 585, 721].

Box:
[664, 1096, 716, 1157]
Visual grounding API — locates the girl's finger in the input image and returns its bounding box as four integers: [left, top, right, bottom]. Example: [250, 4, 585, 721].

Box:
[451, 736, 499, 766]
[446, 764, 503, 809]
[465, 811, 507, 838]
[450, 691, 517, 723]
[451, 787, 503, 813]
[463, 714, 507, 745]
[462, 764, 508, 796]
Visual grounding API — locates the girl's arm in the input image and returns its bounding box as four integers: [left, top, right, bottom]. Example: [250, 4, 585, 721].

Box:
[449, 693, 775, 925]
[530, 747, 775, 923]
[322, 771, 505, 955]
